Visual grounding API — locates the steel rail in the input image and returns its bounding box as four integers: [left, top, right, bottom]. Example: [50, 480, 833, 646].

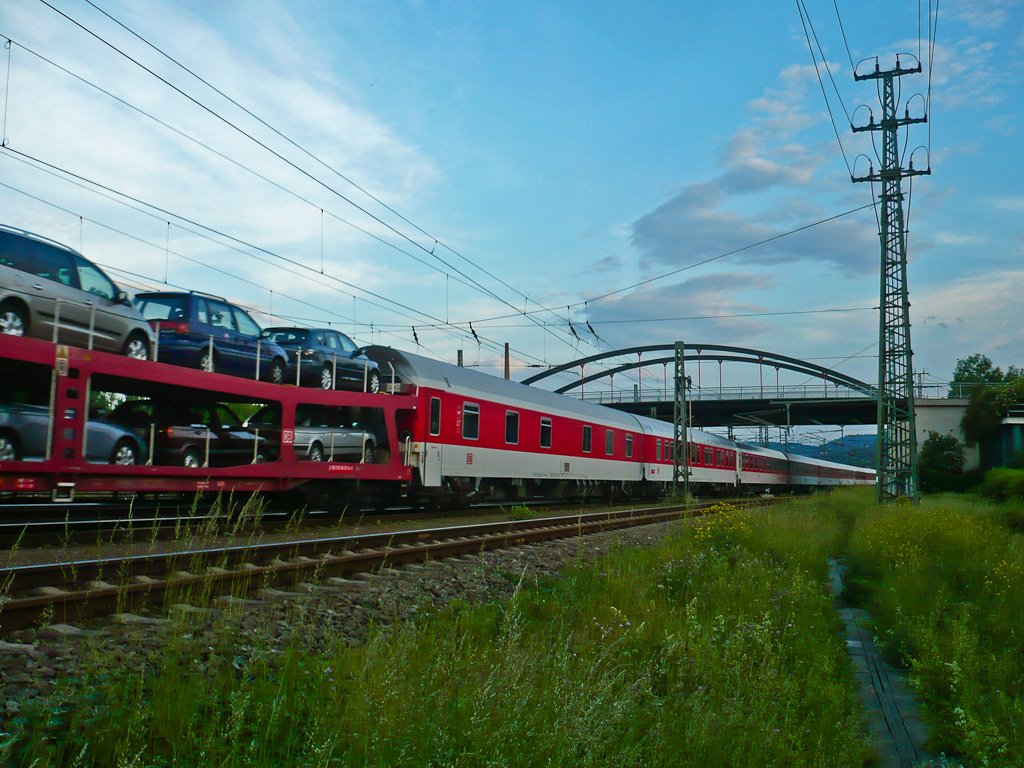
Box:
[0, 500, 761, 633]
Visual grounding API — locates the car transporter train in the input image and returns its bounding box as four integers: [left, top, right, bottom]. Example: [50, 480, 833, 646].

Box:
[0, 335, 875, 509]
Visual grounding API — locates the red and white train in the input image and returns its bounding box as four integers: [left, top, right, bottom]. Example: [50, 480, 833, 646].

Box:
[374, 347, 875, 506]
[0, 336, 874, 507]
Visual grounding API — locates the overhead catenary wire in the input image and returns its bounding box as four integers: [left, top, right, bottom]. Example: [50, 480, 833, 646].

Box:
[795, 0, 853, 176]
[0, 147, 553, 365]
[78, 0, 596, 356]
[31, 1, 596, 360]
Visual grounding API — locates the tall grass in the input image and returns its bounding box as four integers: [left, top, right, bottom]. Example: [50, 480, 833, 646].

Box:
[1, 498, 869, 767]
[846, 494, 1024, 765]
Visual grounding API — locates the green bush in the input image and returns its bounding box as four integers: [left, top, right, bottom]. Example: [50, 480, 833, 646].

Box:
[977, 468, 1024, 501]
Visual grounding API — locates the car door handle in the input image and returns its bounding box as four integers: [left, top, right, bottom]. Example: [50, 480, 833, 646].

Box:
[32, 283, 45, 290]
[84, 300, 94, 306]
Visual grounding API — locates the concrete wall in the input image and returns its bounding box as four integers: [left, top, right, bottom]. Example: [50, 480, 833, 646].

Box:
[914, 398, 979, 470]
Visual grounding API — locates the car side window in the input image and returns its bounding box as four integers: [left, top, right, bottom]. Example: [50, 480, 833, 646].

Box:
[215, 404, 239, 427]
[323, 333, 339, 351]
[336, 333, 358, 353]
[74, 257, 117, 300]
[232, 307, 261, 336]
[207, 300, 236, 331]
[0, 232, 33, 271]
[24, 241, 75, 287]
[195, 297, 210, 324]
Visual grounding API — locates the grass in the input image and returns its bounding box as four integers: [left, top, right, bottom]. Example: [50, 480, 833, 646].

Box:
[0, 497, 871, 767]
[845, 493, 1024, 766]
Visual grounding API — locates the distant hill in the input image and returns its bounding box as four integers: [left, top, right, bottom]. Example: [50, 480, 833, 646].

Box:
[766, 434, 876, 468]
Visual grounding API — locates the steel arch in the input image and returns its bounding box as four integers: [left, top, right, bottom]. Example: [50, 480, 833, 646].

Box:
[521, 343, 876, 397]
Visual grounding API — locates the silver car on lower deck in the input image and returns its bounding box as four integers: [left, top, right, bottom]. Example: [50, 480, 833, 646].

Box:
[0, 401, 146, 464]
[244, 403, 376, 463]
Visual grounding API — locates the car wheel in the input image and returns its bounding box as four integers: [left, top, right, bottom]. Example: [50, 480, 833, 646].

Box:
[361, 441, 375, 464]
[183, 448, 203, 468]
[320, 365, 333, 390]
[123, 333, 150, 360]
[268, 358, 286, 385]
[253, 451, 267, 464]
[0, 432, 20, 461]
[309, 442, 324, 462]
[110, 439, 139, 465]
[198, 349, 216, 373]
[0, 302, 28, 337]
[367, 370, 381, 394]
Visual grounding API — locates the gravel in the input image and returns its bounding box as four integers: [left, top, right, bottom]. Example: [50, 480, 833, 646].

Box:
[0, 519, 683, 717]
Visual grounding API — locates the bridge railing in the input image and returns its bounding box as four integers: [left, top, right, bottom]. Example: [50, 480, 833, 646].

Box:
[574, 382, 995, 404]
[578, 384, 871, 404]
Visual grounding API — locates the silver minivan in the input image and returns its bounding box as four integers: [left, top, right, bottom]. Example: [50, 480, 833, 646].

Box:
[0, 225, 153, 358]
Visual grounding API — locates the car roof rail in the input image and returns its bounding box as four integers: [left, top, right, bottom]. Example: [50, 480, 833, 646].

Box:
[0, 222, 82, 256]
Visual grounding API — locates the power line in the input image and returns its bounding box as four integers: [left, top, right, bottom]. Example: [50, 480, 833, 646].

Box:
[832, 1, 856, 71]
[0, 145, 554, 365]
[33, 0, 593, 359]
[796, 0, 853, 176]
[564, 202, 875, 309]
[0, 34, 509, 304]
[80, 0, 590, 355]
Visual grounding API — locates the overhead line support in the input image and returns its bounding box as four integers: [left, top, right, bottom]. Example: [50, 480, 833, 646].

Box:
[851, 57, 930, 504]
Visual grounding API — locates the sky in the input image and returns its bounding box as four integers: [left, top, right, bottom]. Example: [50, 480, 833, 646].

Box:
[1, 0, 1022, 442]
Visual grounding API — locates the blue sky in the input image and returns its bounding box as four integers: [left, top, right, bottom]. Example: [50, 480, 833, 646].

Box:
[1, 0, 1021, 439]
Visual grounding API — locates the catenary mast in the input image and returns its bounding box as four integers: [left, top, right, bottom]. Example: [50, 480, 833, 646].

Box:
[851, 56, 930, 503]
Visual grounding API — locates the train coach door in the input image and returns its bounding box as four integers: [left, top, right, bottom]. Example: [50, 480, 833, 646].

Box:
[421, 396, 443, 486]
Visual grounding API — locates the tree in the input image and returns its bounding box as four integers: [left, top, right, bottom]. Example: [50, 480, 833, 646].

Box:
[952, 353, 1006, 384]
[918, 431, 966, 493]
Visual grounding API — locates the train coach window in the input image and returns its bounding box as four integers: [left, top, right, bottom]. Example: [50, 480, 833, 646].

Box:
[625, 434, 633, 458]
[462, 403, 480, 440]
[582, 425, 592, 453]
[704, 446, 713, 466]
[505, 411, 519, 445]
[656, 440, 662, 461]
[429, 397, 441, 436]
[691, 443, 700, 464]
[540, 418, 552, 449]
[605, 429, 614, 456]
[666, 441, 673, 462]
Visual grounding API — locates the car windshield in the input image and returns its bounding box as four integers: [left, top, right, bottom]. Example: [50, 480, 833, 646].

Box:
[136, 295, 187, 321]
[263, 329, 308, 345]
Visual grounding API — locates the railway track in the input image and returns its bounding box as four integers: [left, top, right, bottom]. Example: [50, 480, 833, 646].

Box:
[0, 499, 751, 635]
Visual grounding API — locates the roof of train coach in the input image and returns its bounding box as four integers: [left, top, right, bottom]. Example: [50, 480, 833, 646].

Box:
[366, 346, 743, 447]
[364, 346, 646, 430]
[786, 452, 876, 472]
[734, 442, 789, 460]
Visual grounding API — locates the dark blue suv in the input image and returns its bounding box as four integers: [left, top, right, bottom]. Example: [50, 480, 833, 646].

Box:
[134, 291, 288, 384]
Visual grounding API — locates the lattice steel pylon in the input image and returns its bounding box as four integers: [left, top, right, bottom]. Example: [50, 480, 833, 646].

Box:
[852, 57, 930, 503]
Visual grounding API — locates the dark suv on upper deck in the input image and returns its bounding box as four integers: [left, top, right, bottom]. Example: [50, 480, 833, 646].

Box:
[0, 224, 154, 358]
[133, 291, 288, 384]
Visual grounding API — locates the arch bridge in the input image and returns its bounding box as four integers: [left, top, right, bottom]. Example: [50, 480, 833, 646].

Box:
[522, 343, 882, 429]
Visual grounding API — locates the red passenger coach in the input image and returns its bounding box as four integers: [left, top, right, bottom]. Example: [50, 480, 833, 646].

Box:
[0, 336, 415, 502]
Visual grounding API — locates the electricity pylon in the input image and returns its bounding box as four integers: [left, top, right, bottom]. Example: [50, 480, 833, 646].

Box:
[851, 56, 930, 503]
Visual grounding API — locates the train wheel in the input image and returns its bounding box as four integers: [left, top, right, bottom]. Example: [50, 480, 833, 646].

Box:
[110, 439, 139, 465]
